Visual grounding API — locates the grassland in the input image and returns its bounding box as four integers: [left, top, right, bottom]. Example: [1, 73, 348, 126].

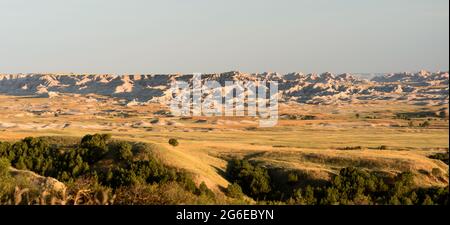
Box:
[0, 94, 448, 191]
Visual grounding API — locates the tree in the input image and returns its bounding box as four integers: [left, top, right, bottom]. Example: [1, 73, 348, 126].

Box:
[80, 134, 111, 163]
[0, 142, 11, 158]
[117, 142, 133, 162]
[248, 168, 271, 198]
[225, 183, 244, 199]
[227, 159, 271, 199]
[422, 195, 434, 205]
[303, 186, 316, 205]
[420, 121, 430, 128]
[287, 172, 299, 185]
[109, 168, 138, 188]
[0, 158, 11, 180]
[439, 111, 447, 119]
[15, 157, 27, 170]
[168, 138, 179, 147]
[322, 187, 340, 205]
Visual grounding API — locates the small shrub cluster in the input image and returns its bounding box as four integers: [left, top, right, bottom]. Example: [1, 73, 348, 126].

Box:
[337, 146, 362, 150]
[283, 115, 316, 120]
[168, 138, 179, 147]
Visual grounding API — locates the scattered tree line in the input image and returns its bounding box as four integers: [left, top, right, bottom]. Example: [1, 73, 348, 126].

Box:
[395, 111, 441, 120]
[0, 134, 215, 204]
[429, 151, 449, 165]
[281, 114, 316, 120]
[1, 136, 448, 205]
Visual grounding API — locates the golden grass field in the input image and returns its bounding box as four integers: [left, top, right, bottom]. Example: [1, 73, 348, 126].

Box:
[0, 94, 448, 191]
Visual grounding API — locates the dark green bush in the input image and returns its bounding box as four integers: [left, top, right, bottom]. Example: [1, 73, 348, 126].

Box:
[0, 134, 199, 194]
[227, 159, 271, 200]
[0, 158, 14, 201]
[226, 159, 449, 205]
[1, 135, 448, 205]
[168, 138, 179, 147]
[117, 142, 133, 162]
[197, 182, 215, 198]
[429, 152, 449, 165]
[0, 142, 11, 158]
[80, 134, 111, 163]
[287, 172, 299, 185]
[225, 183, 244, 199]
[419, 121, 431, 128]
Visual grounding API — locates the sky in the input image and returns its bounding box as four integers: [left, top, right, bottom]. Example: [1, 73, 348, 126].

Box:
[0, 0, 448, 74]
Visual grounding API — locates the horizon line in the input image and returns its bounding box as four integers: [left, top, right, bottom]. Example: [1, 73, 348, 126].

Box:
[1, 69, 449, 76]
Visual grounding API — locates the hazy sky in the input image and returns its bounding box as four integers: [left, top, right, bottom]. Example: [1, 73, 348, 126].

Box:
[0, 0, 448, 74]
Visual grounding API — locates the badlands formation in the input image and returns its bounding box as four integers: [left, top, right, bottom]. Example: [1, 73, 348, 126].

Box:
[0, 71, 448, 106]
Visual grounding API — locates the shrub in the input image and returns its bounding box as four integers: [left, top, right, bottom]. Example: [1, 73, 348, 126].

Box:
[419, 121, 430, 128]
[227, 159, 272, 200]
[174, 172, 198, 193]
[113, 182, 202, 205]
[225, 183, 244, 199]
[197, 182, 215, 198]
[431, 168, 441, 177]
[168, 138, 179, 147]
